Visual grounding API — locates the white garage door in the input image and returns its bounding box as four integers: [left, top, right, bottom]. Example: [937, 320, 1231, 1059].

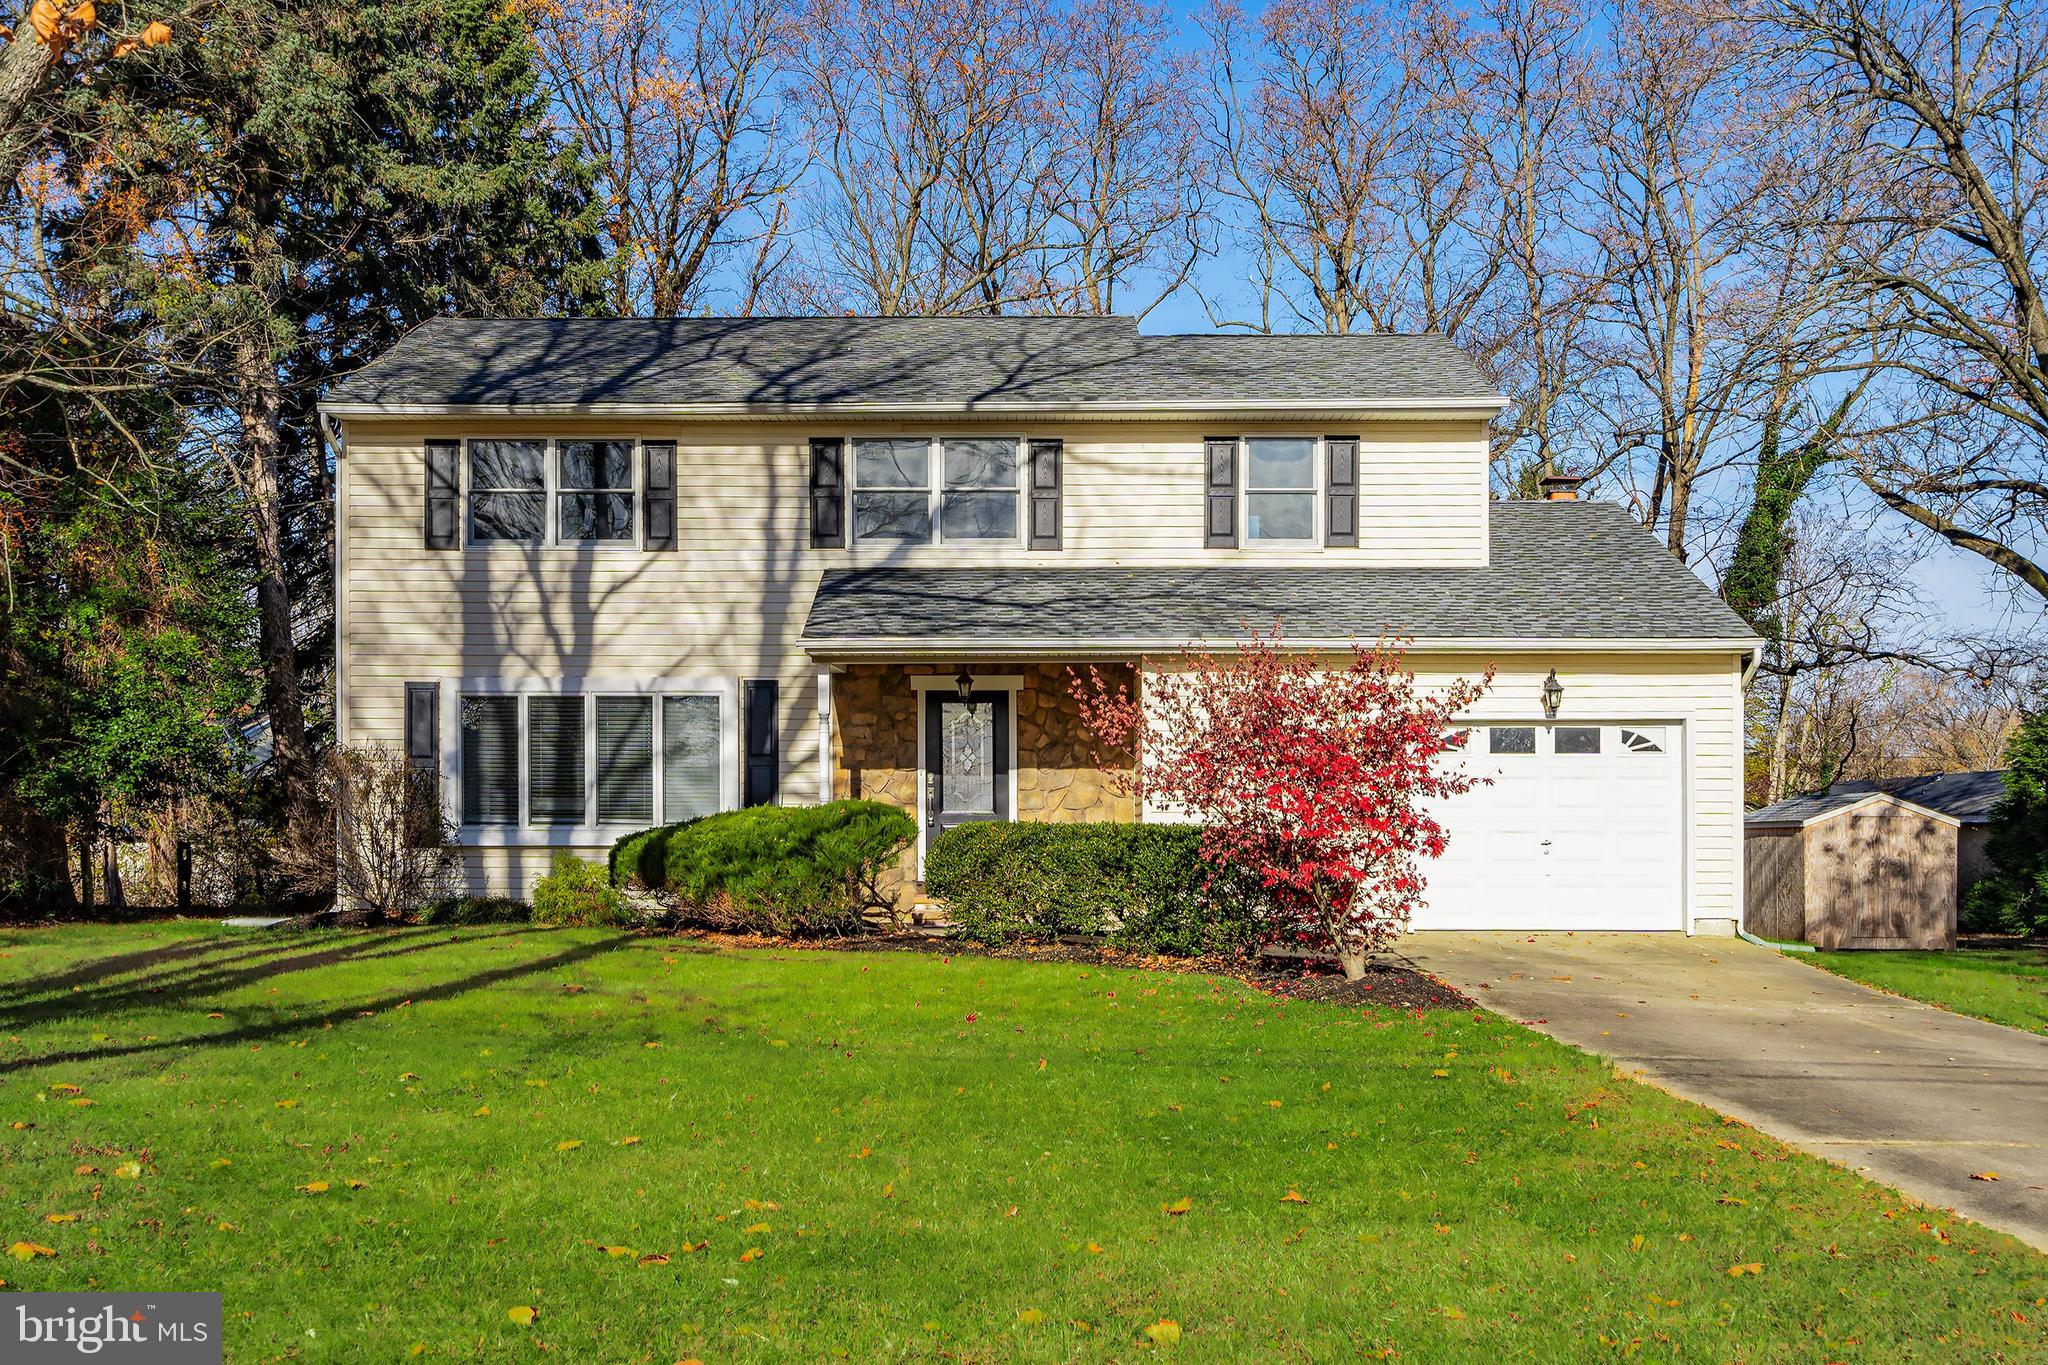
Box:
[1412, 723, 1683, 931]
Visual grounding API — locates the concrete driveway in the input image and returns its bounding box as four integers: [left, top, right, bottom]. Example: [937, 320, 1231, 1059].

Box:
[1396, 932, 2048, 1253]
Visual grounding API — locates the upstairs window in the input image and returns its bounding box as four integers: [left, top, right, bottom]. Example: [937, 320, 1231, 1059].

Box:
[850, 437, 1022, 546]
[1244, 437, 1317, 543]
[466, 438, 638, 547]
[468, 440, 547, 543]
[559, 440, 635, 542]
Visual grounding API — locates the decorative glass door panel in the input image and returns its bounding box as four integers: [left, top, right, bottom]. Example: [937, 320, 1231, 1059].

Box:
[923, 691, 1011, 855]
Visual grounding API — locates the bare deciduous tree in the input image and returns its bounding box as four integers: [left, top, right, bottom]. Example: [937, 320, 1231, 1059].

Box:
[1766, 0, 2048, 600]
[535, 0, 798, 315]
[277, 746, 458, 923]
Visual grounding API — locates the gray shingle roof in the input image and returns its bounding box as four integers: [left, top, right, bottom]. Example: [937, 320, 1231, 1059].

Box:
[324, 316, 1498, 408]
[802, 501, 1758, 648]
[1810, 769, 1998, 822]
[1745, 789, 1890, 826]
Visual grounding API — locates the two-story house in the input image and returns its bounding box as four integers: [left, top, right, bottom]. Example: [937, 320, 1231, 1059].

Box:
[321, 316, 1759, 934]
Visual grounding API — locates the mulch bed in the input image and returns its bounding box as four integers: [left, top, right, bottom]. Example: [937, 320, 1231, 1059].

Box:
[684, 928, 1474, 1011]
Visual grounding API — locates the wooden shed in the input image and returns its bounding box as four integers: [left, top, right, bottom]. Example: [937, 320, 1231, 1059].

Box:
[1744, 791, 1959, 949]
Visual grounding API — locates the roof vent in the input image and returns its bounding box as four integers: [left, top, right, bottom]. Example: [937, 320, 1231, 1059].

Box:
[1539, 472, 1586, 501]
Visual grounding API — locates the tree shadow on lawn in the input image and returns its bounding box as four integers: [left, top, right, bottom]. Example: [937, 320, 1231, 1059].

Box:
[0, 932, 300, 1002]
[0, 929, 629, 1075]
[0, 927, 539, 1031]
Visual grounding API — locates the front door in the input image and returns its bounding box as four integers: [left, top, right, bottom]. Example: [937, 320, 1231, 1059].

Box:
[923, 690, 1011, 857]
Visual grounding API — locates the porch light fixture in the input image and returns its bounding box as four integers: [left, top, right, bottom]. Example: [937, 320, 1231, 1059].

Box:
[954, 670, 975, 701]
[1541, 669, 1564, 719]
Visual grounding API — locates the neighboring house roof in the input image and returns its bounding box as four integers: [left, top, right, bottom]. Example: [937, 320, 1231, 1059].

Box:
[1833, 770, 2008, 824]
[802, 501, 1759, 652]
[321, 316, 1502, 411]
[1746, 789, 1962, 829]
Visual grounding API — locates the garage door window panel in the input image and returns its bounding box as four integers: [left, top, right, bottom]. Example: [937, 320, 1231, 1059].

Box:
[1555, 726, 1602, 754]
[1488, 726, 1536, 754]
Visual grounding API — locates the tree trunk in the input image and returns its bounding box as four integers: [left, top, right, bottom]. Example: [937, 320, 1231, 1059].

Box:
[233, 329, 321, 839]
[0, 24, 62, 190]
[101, 839, 125, 910]
[1337, 945, 1368, 982]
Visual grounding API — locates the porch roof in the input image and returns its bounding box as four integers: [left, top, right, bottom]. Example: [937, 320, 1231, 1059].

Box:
[802, 501, 1759, 658]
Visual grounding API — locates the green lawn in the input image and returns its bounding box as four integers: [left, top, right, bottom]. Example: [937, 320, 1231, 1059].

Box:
[2, 925, 2043, 1362]
[1806, 943, 2048, 1034]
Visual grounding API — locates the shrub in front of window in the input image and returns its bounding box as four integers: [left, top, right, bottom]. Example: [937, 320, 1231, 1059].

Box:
[275, 745, 458, 924]
[415, 895, 530, 926]
[619, 800, 915, 936]
[531, 852, 639, 928]
[923, 821, 1262, 956]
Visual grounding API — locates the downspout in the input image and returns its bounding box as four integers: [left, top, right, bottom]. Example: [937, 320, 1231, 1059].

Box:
[319, 410, 347, 915]
[1740, 647, 1762, 687]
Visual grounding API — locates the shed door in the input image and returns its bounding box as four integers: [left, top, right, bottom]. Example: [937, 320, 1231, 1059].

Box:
[1411, 723, 1683, 932]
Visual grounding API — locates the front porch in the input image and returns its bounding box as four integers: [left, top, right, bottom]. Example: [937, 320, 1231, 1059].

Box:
[827, 661, 1138, 907]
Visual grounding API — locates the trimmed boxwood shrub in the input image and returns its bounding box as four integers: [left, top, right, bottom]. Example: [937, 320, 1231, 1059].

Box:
[531, 852, 638, 927]
[923, 821, 1261, 956]
[616, 800, 916, 936]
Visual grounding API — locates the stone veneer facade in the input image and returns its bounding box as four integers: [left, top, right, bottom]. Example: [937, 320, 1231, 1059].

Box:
[831, 661, 1138, 905]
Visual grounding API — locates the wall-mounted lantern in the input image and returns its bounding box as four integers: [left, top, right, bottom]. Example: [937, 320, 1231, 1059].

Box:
[1541, 669, 1564, 719]
[954, 670, 975, 702]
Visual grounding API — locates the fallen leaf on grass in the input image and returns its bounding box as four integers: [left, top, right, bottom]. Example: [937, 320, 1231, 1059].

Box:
[637, 1253, 669, 1267]
[296, 1182, 329, 1194]
[43, 1214, 76, 1224]
[619, 1136, 641, 1146]
[555, 1140, 583, 1152]
[1726, 1263, 1763, 1277]
[507, 1306, 537, 1326]
[1018, 1308, 1045, 1325]
[275, 1100, 299, 1110]
[1162, 1197, 1193, 1216]
[112, 1162, 140, 1180]
[1086, 1241, 1104, 1254]
[1143, 1319, 1181, 1345]
[472, 1106, 490, 1118]
[743, 1222, 771, 1235]
[51, 1083, 81, 1094]
[73, 1165, 97, 1176]
[597, 1244, 635, 1258]
[1280, 1190, 1308, 1204]
[739, 1247, 763, 1263]
[9, 1242, 56, 1260]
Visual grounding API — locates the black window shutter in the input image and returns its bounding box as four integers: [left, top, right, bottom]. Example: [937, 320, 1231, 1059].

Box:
[405, 683, 439, 768]
[810, 438, 846, 548]
[1325, 436, 1359, 547]
[425, 440, 460, 549]
[743, 679, 779, 806]
[403, 682, 440, 846]
[1204, 437, 1238, 548]
[1028, 438, 1062, 550]
[643, 441, 677, 550]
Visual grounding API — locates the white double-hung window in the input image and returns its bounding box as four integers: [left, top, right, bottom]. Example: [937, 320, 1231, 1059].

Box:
[457, 682, 734, 832]
[1243, 437, 1318, 544]
[465, 438, 638, 547]
[850, 436, 1021, 546]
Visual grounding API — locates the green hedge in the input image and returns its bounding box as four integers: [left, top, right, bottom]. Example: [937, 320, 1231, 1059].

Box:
[613, 800, 915, 937]
[923, 821, 1260, 956]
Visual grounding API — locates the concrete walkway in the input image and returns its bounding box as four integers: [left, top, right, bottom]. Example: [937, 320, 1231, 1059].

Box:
[1395, 932, 2048, 1253]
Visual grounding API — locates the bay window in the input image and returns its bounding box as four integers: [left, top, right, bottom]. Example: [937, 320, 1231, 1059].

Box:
[456, 685, 732, 830]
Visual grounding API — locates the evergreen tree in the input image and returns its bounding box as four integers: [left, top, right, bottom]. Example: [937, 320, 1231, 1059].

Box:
[49, 0, 605, 839]
[1964, 711, 2048, 937]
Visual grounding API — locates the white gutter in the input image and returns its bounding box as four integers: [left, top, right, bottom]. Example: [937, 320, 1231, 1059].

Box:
[314, 395, 1514, 420]
[801, 635, 1763, 660]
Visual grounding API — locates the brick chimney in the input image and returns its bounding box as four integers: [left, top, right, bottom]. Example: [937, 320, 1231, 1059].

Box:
[1539, 472, 1586, 502]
